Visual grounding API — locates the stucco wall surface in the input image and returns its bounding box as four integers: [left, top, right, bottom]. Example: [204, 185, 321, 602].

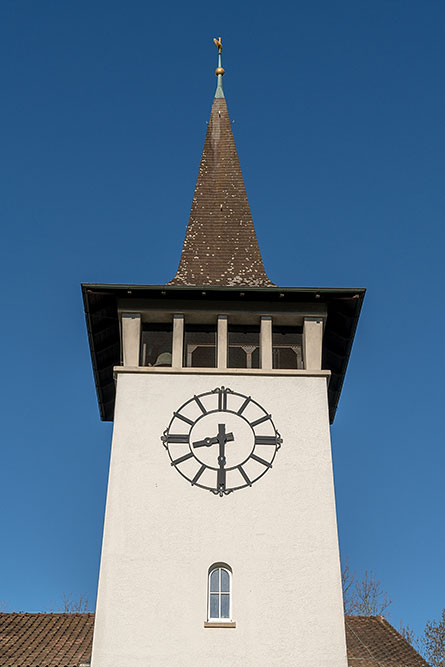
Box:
[91, 372, 348, 667]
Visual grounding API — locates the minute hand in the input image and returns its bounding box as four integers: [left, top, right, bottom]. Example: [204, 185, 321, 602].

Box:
[217, 424, 234, 492]
[217, 425, 235, 467]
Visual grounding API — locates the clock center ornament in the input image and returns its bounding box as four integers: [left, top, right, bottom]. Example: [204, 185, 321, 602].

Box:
[161, 387, 282, 496]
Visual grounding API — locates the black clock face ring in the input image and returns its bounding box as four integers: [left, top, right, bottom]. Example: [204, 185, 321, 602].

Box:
[161, 386, 282, 496]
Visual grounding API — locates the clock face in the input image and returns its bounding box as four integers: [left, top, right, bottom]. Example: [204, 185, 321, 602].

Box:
[161, 386, 282, 496]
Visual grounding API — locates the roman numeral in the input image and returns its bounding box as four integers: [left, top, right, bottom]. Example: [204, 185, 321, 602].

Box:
[171, 452, 194, 466]
[173, 412, 194, 426]
[166, 434, 189, 444]
[250, 414, 271, 428]
[237, 396, 251, 415]
[217, 467, 226, 489]
[250, 453, 272, 468]
[254, 435, 278, 445]
[192, 465, 206, 485]
[218, 389, 227, 411]
[194, 395, 207, 414]
[238, 465, 252, 486]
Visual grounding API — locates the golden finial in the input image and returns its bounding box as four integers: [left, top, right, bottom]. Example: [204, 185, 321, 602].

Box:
[213, 37, 222, 54]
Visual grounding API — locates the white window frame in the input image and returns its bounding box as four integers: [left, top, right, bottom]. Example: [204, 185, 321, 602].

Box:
[207, 565, 232, 622]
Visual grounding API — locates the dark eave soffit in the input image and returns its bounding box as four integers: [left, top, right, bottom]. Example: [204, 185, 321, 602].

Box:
[82, 283, 365, 424]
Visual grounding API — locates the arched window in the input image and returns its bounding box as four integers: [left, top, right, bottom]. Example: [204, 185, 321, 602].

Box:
[208, 565, 232, 621]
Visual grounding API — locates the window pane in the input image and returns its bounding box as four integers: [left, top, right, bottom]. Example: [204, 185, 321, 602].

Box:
[221, 569, 230, 592]
[210, 594, 219, 618]
[184, 325, 216, 368]
[228, 325, 260, 368]
[221, 594, 230, 618]
[190, 345, 215, 367]
[228, 345, 246, 368]
[273, 347, 298, 369]
[140, 325, 173, 367]
[272, 325, 303, 369]
[210, 569, 219, 592]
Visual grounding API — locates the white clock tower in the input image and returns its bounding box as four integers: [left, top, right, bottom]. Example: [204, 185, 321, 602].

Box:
[83, 41, 364, 667]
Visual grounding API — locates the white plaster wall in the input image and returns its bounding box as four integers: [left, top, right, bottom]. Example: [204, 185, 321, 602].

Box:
[91, 372, 347, 667]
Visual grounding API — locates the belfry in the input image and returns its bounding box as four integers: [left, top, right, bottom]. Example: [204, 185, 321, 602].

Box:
[83, 39, 364, 666]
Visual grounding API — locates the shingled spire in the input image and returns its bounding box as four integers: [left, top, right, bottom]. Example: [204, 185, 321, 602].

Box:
[169, 39, 274, 287]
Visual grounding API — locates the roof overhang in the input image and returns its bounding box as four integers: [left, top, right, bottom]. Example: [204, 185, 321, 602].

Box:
[82, 283, 365, 424]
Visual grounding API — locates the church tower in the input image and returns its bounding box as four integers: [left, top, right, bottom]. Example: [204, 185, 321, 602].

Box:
[83, 40, 364, 667]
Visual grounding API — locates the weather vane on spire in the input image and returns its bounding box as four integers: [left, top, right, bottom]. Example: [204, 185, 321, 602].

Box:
[213, 36, 225, 96]
[213, 37, 222, 54]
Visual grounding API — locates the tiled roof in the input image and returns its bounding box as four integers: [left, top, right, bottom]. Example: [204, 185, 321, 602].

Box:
[169, 93, 274, 288]
[0, 613, 94, 667]
[345, 615, 429, 666]
[0, 613, 429, 666]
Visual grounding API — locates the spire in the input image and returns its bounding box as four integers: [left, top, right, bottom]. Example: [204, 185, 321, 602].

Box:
[169, 39, 274, 287]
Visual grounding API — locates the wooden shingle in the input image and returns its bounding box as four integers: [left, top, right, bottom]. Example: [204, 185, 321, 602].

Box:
[169, 94, 274, 287]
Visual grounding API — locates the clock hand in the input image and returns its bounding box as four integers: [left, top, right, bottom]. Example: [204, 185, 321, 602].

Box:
[193, 436, 219, 448]
[217, 424, 231, 493]
[218, 424, 227, 465]
[193, 431, 234, 448]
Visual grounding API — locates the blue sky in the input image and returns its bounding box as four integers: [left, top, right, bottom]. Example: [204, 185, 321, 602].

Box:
[1, 0, 444, 639]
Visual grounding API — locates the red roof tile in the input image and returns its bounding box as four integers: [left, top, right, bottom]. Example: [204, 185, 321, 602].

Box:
[0, 613, 93, 667]
[345, 615, 429, 666]
[0, 613, 429, 666]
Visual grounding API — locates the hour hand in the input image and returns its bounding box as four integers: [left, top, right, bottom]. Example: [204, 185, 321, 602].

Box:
[193, 436, 219, 448]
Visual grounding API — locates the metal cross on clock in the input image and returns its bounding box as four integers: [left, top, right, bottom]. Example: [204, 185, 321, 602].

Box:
[161, 386, 282, 496]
